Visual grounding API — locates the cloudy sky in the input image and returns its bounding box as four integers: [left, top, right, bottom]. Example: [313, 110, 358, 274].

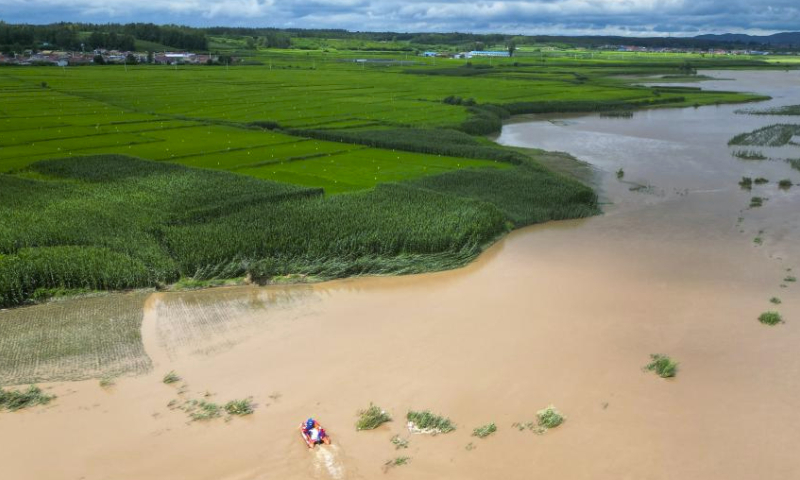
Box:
[1, 0, 797, 36]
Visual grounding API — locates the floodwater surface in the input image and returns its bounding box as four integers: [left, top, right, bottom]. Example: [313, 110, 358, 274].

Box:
[1, 70, 799, 480]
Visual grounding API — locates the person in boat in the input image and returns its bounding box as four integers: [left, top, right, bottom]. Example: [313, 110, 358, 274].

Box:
[301, 418, 330, 448]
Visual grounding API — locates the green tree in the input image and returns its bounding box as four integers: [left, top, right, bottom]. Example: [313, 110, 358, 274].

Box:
[507, 40, 517, 57]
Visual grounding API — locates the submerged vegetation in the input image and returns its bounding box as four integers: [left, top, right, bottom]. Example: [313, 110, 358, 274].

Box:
[407, 409, 456, 434]
[644, 354, 678, 378]
[537, 406, 566, 429]
[472, 423, 498, 438]
[356, 403, 392, 430]
[731, 150, 767, 160]
[0, 294, 151, 385]
[224, 399, 255, 416]
[758, 311, 783, 326]
[0, 385, 56, 411]
[163, 371, 181, 384]
[391, 435, 409, 449]
[729, 124, 800, 147]
[737, 105, 800, 116]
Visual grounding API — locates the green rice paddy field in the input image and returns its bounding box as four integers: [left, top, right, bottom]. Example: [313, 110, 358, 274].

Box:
[0, 56, 765, 187]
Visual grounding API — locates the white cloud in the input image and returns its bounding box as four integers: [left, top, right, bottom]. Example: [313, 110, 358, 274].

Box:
[0, 0, 797, 35]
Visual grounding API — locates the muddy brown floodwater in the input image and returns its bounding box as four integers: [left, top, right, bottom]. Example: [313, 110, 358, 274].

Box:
[2, 70, 800, 480]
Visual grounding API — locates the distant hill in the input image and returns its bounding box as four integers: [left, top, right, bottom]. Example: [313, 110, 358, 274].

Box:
[695, 32, 800, 47]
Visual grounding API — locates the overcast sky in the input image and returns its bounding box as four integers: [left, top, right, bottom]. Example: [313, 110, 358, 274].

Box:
[1, 0, 797, 36]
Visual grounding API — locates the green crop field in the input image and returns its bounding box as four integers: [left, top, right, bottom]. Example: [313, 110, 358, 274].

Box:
[0, 48, 778, 310]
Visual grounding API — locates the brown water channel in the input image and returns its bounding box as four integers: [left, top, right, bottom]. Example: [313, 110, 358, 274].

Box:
[2, 70, 800, 480]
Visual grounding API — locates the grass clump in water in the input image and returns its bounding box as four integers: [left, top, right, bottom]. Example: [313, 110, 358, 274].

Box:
[778, 179, 793, 189]
[750, 197, 764, 208]
[99, 376, 115, 388]
[770, 297, 782, 304]
[224, 398, 254, 416]
[390, 435, 409, 449]
[383, 456, 410, 472]
[739, 177, 752, 189]
[0, 385, 56, 411]
[407, 409, 456, 434]
[616, 168, 625, 179]
[537, 405, 565, 429]
[472, 423, 497, 438]
[356, 403, 391, 430]
[754, 177, 769, 185]
[162, 371, 181, 384]
[644, 354, 678, 378]
[786, 276, 797, 283]
[758, 311, 783, 326]
[732, 150, 767, 160]
[188, 400, 222, 421]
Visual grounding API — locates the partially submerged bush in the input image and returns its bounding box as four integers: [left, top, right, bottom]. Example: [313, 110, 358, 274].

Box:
[750, 197, 764, 208]
[770, 297, 782, 304]
[163, 371, 181, 384]
[778, 179, 793, 189]
[645, 354, 678, 378]
[537, 405, 565, 429]
[356, 403, 391, 430]
[739, 177, 752, 188]
[224, 398, 254, 416]
[472, 423, 497, 438]
[785, 276, 797, 283]
[759, 311, 783, 326]
[754, 177, 769, 185]
[407, 409, 455, 434]
[0, 385, 56, 411]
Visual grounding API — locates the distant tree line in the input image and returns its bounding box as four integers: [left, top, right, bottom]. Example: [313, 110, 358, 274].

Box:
[1, 21, 795, 56]
[0, 21, 206, 53]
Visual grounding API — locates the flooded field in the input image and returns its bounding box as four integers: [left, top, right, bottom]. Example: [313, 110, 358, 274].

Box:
[2, 70, 799, 480]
